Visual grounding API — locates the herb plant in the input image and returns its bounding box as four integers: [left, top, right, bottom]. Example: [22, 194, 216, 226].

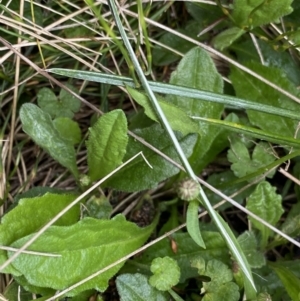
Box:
[1, 0, 300, 300]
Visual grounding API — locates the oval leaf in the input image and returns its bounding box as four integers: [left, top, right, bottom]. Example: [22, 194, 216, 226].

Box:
[86, 109, 128, 182]
[0, 193, 79, 274]
[9, 215, 157, 296]
[20, 103, 79, 177]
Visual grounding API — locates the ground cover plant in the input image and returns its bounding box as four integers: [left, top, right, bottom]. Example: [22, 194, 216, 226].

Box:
[1, 0, 300, 300]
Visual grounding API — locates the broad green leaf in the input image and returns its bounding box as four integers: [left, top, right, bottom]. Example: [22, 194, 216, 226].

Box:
[269, 262, 300, 301]
[14, 274, 55, 297]
[237, 231, 266, 268]
[53, 117, 81, 145]
[232, 0, 293, 28]
[105, 123, 197, 192]
[127, 86, 199, 136]
[0, 193, 79, 274]
[149, 257, 180, 291]
[227, 140, 276, 180]
[20, 104, 79, 177]
[128, 232, 229, 283]
[166, 47, 224, 173]
[230, 62, 300, 138]
[116, 273, 168, 301]
[186, 200, 206, 248]
[233, 39, 300, 85]
[246, 181, 284, 248]
[9, 215, 157, 296]
[37, 85, 81, 119]
[213, 27, 245, 50]
[86, 110, 128, 182]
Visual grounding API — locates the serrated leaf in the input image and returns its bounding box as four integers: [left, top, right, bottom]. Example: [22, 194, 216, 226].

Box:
[204, 259, 233, 285]
[0, 193, 79, 274]
[186, 200, 206, 248]
[149, 257, 180, 291]
[269, 262, 300, 301]
[37, 84, 81, 118]
[227, 140, 276, 180]
[127, 86, 199, 136]
[202, 259, 240, 301]
[166, 47, 224, 173]
[116, 273, 168, 301]
[203, 281, 240, 301]
[9, 215, 157, 296]
[105, 123, 197, 192]
[232, 0, 293, 28]
[246, 181, 284, 248]
[213, 27, 245, 50]
[53, 117, 81, 144]
[20, 103, 79, 177]
[86, 109, 128, 182]
[129, 232, 229, 283]
[230, 62, 300, 138]
[237, 231, 266, 268]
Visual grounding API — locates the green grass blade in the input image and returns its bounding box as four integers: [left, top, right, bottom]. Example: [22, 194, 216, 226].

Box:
[193, 116, 300, 148]
[46, 69, 300, 121]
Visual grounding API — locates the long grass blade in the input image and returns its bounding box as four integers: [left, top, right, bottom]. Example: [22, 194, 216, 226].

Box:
[47, 68, 300, 121]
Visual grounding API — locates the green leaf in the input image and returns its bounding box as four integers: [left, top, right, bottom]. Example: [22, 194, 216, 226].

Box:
[20, 103, 79, 177]
[9, 215, 157, 296]
[204, 259, 233, 284]
[186, 200, 206, 248]
[227, 140, 276, 180]
[0, 193, 79, 274]
[149, 257, 180, 291]
[233, 39, 300, 85]
[3, 281, 33, 301]
[83, 196, 112, 219]
[232, 0, 293, 28]
[53, 117, 81, 145]
[86, 109, 128, 182]
[105, 123, 197, 192]
[230, 62, 300, 138]
[237, 231, 266, 268]
[213, 27, 245, 50]
[201, 259, 240, 301]
[269, 262, 300, 301]
[37, 84, 81, 118]
[246, 181, 284, 248]
[166, 47, 224, 173]
[203, 281, 240, 301]
[128, 232, 229, 283]
[127, 86, 199, 136]
[116, 273, 168, 301]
